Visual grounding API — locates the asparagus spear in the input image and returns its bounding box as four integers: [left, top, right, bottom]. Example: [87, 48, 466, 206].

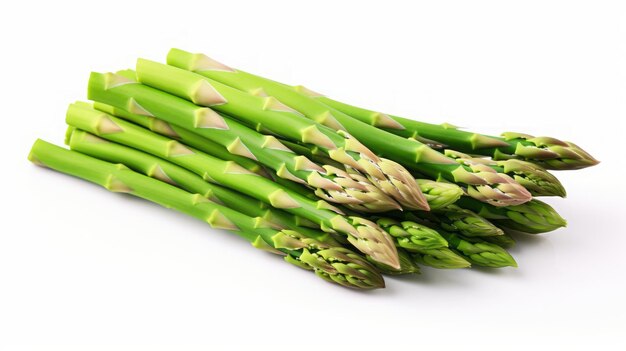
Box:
[437, 230, 517, 268]
[134, 60, 428, 211]
[416, 205, 505, 237]
[374, 218, 472, 269]
[165, 48, 532, 207]
[370, 249, 421, 276]
[443, 149, 566, 197]
[28, 139, 385, 289]
[87, 101, 267, 177]
[313, 96, 599, 170]
[66, 127, 337, 245]
[65, 103, 401, 269]
[87, 73, 401, 213]
[456, 197, 567, 234]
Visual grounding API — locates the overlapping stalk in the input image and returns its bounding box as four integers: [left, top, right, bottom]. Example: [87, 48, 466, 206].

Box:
[134, 60, 428, 211]
[87, 73, 402, 213]
[65, 103, 401, 269]
[28, 139, 385, 289]
[312, 96, 599, 170]
[164, 49, 533, 207]
[28, 47, 596, 290]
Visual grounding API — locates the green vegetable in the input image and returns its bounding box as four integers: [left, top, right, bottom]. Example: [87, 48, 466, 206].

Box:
[28, 139, 385, 289]
[65, 103, 401, 269]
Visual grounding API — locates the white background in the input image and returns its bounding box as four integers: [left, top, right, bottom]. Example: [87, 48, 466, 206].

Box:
[2, 0, 625, 349]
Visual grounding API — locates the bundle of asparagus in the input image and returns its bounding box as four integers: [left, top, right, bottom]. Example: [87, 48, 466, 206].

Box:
[29, 48, 598, 290]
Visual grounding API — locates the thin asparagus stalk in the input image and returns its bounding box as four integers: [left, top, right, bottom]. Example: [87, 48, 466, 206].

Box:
[66, 127, 338, 245]
[443, 149, 566, 197]
[87, 73, 402, 213]
[313, 95, 599, 170]
[165, 48, 532, 207]
[134, 59, 428, 211]
[28, 139, 385, 289]
[65, 103, 400, 268]
[456, 197, 567, 234]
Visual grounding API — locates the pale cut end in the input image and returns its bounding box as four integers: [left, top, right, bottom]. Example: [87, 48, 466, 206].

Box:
[293, 155, 325, 173]
[103, 72, 137, 90]
[306, 172, 343, 191]
[28, 153, 46, 168]
[223, 161, 258, 175]
[315, 200, 345, 215]
[251, 236, 284, 255]
[207, 209, 240, 231]
[267, 189, 301, 209]
[105, 174, 133, 193]
[192, 79, 227, 106]
[276, 164, 307, 185]
[300, 125, 337, 150]
[149, 164, 177, 186]
[372, 112, 405, 130]
[470, 134, 509, 149]
[151, 119, 179, 138]
[98, 116, 124, 134]
[316, 111, 346, 131]
[226, 137, 258, 161]
[261, 135, 294, 153]
[193, 108, 228, 130]
[293, 85, 324, 97]
[189, 52, 235, 72]
[167, 141, 195, 157]
[249, 87, 269, 97]
[126, 98, 154, 117]
[263, 97, 302, 115]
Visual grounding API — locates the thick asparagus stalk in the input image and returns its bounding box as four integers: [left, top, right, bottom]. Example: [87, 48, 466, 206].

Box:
[370, 249, 421, 276]
[28, 139, 385, 289]
[411, 249, 471, 269]
[66, 127, 337, 245]
[134, 60, 428, 211]
[165, 48, 532, 207]
[456, 197, 567, 234]
[65, 103, 401, 269]
[313, 96, 599, 170]
[443, 149, 566, 197]
[87, 73, 401, 213]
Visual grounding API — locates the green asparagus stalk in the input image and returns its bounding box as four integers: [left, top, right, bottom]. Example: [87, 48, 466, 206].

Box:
[370, 248, 421, 276]
[134, 60, 428, 211]
[278, 138, 464, 210]
[482, 234, 516, 248]
[376, 218, 449, 251]
[165, 48, 532, 207]
[433, 205, 504, 237]
[410, 249, 471, 269]
[87, 101, 267, 177]
[313, 96, 598, 170]
[65, 103, 401, 269]
[443, 149, 566, 197]
[28, 139, 385, 289]
[66, 127, 338, 245]
[456, 197, 567, 234]
[87, 73, 402, 213]
[437, 230, 517, 268]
